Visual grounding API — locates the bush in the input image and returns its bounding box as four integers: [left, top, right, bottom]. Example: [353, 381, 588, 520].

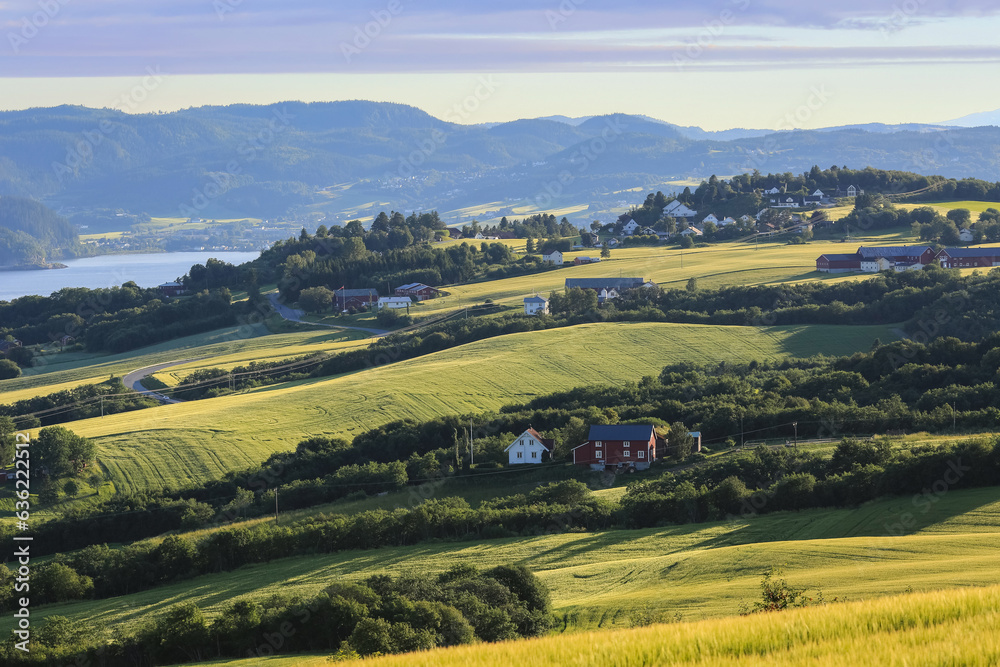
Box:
[0, 358, 21, 379]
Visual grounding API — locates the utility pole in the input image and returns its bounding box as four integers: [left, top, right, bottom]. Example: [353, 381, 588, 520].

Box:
[469, 419, 474, 465]
[274, 489, 279, 524]
[740, 415, 744, 449]
[792, 421, 798, 448]
[101, 395, 104, 418]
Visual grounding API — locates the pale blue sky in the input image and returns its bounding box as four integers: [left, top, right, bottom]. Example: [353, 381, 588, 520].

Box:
[1, 1, 999, 129]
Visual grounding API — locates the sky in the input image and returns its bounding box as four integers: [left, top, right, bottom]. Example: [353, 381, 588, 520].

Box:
[1, 0, 1000, 130]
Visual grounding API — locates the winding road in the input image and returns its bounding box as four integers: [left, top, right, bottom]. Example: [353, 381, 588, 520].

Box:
[122, 358, 206, 404]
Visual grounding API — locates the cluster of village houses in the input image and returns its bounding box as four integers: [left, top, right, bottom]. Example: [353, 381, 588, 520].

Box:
[503, 424, 701, 471]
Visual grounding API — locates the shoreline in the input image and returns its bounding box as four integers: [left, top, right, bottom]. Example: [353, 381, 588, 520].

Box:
[0, 262, 68, 271]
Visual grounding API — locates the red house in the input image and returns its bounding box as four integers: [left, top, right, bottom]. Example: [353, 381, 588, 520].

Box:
[395, 283, 438, 301]
[335, 288, 378, 310]
[572, 424, 657, 471]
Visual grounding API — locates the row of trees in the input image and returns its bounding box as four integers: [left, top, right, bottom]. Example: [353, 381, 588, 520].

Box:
[0, 565, 552, 664]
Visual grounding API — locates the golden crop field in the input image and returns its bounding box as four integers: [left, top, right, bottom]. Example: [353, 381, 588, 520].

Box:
[64, 321, 894, 492]
[9, 486, 1000, 644]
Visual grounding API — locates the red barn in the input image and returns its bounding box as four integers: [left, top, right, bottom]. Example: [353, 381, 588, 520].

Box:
[572, 424, 657, 471]
[816, 254, 861, 273]
[394, 283, 438, 301]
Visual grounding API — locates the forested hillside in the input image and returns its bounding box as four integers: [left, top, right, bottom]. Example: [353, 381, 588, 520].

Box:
[4, 102, 1000, 220]
[0, 196, 79, 267]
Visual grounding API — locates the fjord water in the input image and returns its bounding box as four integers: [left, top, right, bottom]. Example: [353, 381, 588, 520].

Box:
[0, 251, 260, 301]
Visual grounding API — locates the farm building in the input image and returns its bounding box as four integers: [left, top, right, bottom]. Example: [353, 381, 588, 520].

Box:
[505, 428, 553, 465]
[0, 339, 22, 354]
[937, 247, 1000, 268]
[524, 296, 549, 315]
[679, 226, 703, 237]
[394, 283, 438, 300]
[574, 256, 600, 265]
[817, 246, 936, 273]
[377, 296, 411, 310]
[158, 282, 185, 298]
[335, 288, 378, 310]
[541, 250, 564, 265]
[572, 424, 657, 471]
[770, 195, 803, 208]
[622, 220, 641, 235]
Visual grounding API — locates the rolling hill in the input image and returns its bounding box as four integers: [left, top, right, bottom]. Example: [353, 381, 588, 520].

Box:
[4, 102, 1000, 221]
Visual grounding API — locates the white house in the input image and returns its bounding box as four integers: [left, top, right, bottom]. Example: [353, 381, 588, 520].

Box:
[812, 189, 825, 197]
[719, 217, 737, 227]
[541, 250, 564, 265]
[622, 219, 641, 235]
[679, 226, 703, 237]
[505, 428, 552, 464]
[702, 214, 719, 225]
[642, 227, 658, 236]
[663, 200, 697, 219]
[606, 238, 619, 247]
[847, 185, 865, 197]
[764, 187, 781, 195]
[740, 215, 753, 223]
[959, 229, 974, 243]
[377, 296, 412, 310]
[524, 295, 549, 315]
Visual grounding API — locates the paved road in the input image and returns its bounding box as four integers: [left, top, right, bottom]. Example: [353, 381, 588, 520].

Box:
[267, 293, 390, 336]
[122, 358, 205, 404]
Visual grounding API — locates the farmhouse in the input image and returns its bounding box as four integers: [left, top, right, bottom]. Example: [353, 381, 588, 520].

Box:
[679, 226, 703, 237]
[0, 339, 22, 354]
[622, 219, 641, 235]
[377, 296, 411, 310]
[335, 288, 378, 310]
[937, 247, 1000, 268]
[395, 283, 438, 300]
[505, 428, 553, 465]
[959, 229, 975, 243]
[523, 295, 549, 315]
[702, 214, 719, 225]
[574, 256, 600, 265]
[572, 424, 657, 471]
[158, 281, 185, 298]
[541, 250, 564, 265]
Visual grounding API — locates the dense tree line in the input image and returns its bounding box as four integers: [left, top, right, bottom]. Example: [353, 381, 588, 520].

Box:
[467, 213, 578, 240]
[620, 435, 1000, 527]
[0, 565, 552, 664]
[0, 282, 241, 352]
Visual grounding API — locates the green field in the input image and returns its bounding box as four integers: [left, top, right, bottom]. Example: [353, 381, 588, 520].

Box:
[10, 486, 1000, 641]
[63, 321, 895, 492]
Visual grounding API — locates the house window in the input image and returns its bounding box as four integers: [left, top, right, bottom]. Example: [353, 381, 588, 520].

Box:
[596, 450, 603, 459]
[596, 441, 602, 446]
[531, 451, 537, 459]
[624, 441, 630, 448]
[638, 451, 645, 459]
[516, 452, 522, 459]
[624, 451, 631, 458]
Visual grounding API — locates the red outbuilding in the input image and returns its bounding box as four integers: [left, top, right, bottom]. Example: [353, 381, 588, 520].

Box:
[572, 424, 657, 471]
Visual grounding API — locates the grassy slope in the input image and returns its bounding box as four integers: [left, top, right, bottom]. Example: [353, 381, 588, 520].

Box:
[9, 486, 1000, 637]
[64, 321, 895, 492]
[229, 586, 1000, 667]
[0, 325, 369, 399]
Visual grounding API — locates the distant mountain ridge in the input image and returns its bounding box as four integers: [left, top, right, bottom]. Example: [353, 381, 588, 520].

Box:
[2, 101, 1000, 222]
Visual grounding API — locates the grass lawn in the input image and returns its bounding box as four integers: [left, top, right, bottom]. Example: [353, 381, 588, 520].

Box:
[9, 486, 1000, 640]
[63, 321, 897, 493]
